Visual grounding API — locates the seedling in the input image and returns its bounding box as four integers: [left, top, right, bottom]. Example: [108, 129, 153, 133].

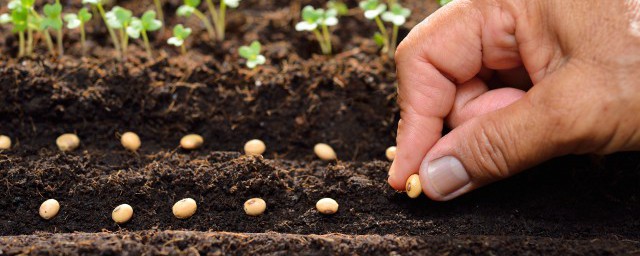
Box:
[105, 6, 132, 58]
[359, 0, 411, 58]
[173, 198, 197, 219]
[112, 204, 133, 224]
[327, 0, 349, 16]
[316, 198, 339, 215]
[295, 5, 338, 55]
[381, 3, 411, 57]
[204, 0, 240, 41]
[0, 3, 28, 57]
[238, 41, 265, 69]
[41, 0, 64, 57]
[39, 199, 60, 220]
[177, 0, 216, 41]
[167, 24, 192, 54]
[127, 10, 163, 59]
[83, 0, 122, 58]
[64, 8, 92, 56]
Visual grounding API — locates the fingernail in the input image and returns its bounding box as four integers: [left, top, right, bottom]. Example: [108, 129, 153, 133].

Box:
[425, 156, 470, 197]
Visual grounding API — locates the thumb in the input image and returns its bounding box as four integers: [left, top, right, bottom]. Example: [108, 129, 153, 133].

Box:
[418, 72, 574, 201]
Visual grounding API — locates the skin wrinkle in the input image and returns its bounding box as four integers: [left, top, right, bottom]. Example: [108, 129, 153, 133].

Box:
[626, 0, 640, 37]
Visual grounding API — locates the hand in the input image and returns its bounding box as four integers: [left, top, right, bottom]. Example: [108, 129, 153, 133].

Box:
[388, 0, 640, 201]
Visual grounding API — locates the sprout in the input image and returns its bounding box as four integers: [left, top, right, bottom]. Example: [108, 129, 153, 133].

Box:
[295, 6, 338, 55]
[359, 0, 386, 19]
[64, 8, 92, 56]
[105, 6, 133, 58]
[1, 0, 55, 57]
[127, 10, 162, 59]
[238, 41, 265, 69]
[177, 0, 216, 41]
[382, 3, 410, 57]
[0, 4, 28, 57]
[83, 0, 122, 59]
[168, 24, 192, 54]
[359, 0, 411, 58]
[327, 1, 349, 16]
[203, 0, 241, 41]
[41, 0, 64, 57]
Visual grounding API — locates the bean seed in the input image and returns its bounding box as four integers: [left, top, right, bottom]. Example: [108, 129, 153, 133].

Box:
[316, 198, 339, 215]
[39, 199, 60, 220]
[385, 146, 397, 161]
[0, 135, 11, 150]
[173, 198, 197, 219]
[244, 198, 266, 216]
[112, 204, 134, 224]
[56, 133, 80, 152]
[180, 134, 203, 150]
[121, 132, 141, 151]
[244, 139, 266, 156]
[406, 174, 422, 198]
[314, 143, 337, 161]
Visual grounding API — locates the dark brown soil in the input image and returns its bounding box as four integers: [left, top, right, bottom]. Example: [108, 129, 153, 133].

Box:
[1, 0, 640, 255]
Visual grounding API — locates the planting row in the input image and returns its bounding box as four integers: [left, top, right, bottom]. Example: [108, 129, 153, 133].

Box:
[1, 0, 416, 62]
[37, 197, 340, 224]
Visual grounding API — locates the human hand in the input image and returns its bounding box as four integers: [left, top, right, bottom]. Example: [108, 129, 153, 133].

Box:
[389, 0, 640, 200]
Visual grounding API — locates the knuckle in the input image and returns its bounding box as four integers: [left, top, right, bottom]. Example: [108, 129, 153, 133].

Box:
[467, 119, 513, 180]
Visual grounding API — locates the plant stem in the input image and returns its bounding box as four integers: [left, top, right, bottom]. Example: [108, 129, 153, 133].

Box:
[57, 28, 64, 58]
[26, 24, 33, 56]
[204, 0, 220, 38]
[374, 16, 389, 53]
[18, 31, 25, 57]
[141, 30, 153, 59]
[321, 24, 332, 55]
[43, 30, 56, 56]
[80, 24, 86, 56]
[153, 0, 165, 23]
[193, 9, 217, 41]
[312, 29, 328, 55]
[120, 27, 128, 60]
[96, 3, 122, 59]
[217, 0, 226, 41]
[389, 25, 398, 58]
[181, 44, 187, 55]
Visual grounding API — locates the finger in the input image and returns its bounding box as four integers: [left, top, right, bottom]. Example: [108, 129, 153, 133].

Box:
[418, 69, 573, 201]
[446, 77, 525, 128]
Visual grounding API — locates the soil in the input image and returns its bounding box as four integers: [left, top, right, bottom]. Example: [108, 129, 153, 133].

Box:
[1, 0, 640, 255]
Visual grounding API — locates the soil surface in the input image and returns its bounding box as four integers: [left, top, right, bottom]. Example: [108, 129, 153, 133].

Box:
[1, 0, 640, 255]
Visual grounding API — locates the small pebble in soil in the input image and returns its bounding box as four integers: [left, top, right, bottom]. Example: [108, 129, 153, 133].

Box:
[314, 143, 337, 161]
[112, 204, 134, 224]
[244, 198, 267, 216]
[56, 133, 80, 152]
[316, 198, 339, 215]
[0, 135, 11, 150]
[406, 174, 422, 198]
[39, 199, 60, 220]
[173, 198, 197, 219]
[386, 146, 397, 161]
[180, 134, 204, 150]
[244, 139, 266, 156]
[121, 132, 141, 151]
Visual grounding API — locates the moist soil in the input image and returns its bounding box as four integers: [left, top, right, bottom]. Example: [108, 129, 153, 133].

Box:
[1, 0, 640, 255]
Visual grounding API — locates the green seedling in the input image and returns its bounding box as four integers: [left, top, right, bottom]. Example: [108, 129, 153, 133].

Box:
[177, 0, 216, 41]
[381, 3, 410, 57]
[167, 24, 192, 54]
[327, 0, 349, 16]
[83, 0, 122, 59]
[204, 0, 240, 41]
[127, 10, 163, 59]
[64, 8, 92, 56]
[41, 0, 64, 57]
[295, 5, 338, 55]
[105, 6, 132, 58]
[359, 0, 410, 58]
[238, 41, 265, 69]
[0, 3, 28, 57]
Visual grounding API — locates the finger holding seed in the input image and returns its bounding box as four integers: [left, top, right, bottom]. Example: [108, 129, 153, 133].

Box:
[244, 139, 266, 156]
[121, 132, 141, 151]
[39, 199, 60, 220]
[386, 146, 397, 161]
[180, 134, 204, 150]
[244, 198, 266, 216]
[314, 143, 337, 161]
[0, 135, 11, 150]
[316, 198, 339, 215]
[112, 204, 134, 224]
[56, 133, 80, 152]
[173, 198, 197, 219]
[406, 174, 422, 198]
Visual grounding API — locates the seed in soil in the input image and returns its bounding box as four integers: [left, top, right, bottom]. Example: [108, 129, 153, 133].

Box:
[316, 198, 339, 215]
[244, 139, 266, 156]
[173, 198, 197, 219]
[314, 143, 337, 161]
[406, 174, 422, 198]
[39, 199, 60, 220]
[56, 133, 80, 152]
[0, 135, 11, 149]
[243, 198, 267, 216]
[112, 204, 134, 224]
[121, 132, 141, 151]
[386, 146, 397, 161]
[180, 134, 204, 150]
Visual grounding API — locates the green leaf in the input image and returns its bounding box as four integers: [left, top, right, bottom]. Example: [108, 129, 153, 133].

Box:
[78, 8, 92, 22]
[10, 6, 28, 32]
[41, 3, 63, 30]
[64, 13, 81, 29]
[359, 0, 381, 11]
[238, 45, 253, 59]
[373, 32, 385, 47]
[176, 5, 194, 17]
[301, 5, 322, 23]
[20, 0, 35, 8]
[439, 0, 453, 6]
[173, 24, 192, 39]
[185, 0, 201, 8]
[249, 41, 261, 53]
[43, 3, 62, 17]
[126, 18, 142, 38]
[113, 6, 132, 24]
[327, 1, 348, 16]
[141, 10, 162, 31]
